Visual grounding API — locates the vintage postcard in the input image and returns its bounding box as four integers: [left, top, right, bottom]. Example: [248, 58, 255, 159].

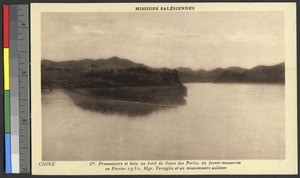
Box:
[31, 3, 297, 175]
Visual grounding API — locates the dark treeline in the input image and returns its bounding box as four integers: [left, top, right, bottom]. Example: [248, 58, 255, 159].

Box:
[81, 67, 182, 88]
[41, 64, 185, 90]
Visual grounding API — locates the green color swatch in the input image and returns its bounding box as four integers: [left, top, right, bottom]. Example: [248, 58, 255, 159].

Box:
[4, 90, 10, 133]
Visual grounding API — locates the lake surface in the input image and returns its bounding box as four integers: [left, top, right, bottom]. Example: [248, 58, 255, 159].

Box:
[42, 83, 285, 160]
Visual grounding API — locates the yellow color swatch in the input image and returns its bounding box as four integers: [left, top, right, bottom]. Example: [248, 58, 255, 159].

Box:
[4, 48, 10, 90]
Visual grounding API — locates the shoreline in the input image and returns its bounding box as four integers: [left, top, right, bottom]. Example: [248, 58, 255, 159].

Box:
[49, 86, 186, 116]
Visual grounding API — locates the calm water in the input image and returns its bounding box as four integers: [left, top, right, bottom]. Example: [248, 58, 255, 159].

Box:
[42, 83, 285, 160]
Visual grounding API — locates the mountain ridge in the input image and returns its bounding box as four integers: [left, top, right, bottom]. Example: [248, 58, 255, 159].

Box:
[42, 57, 285, 84]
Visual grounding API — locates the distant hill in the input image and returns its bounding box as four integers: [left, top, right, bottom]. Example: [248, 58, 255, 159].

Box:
[177, 63, 284, 84]
[213, 70, 257, 83]
[243, 62, 285, 83]
[214, 62, 285, 83]
[42, 56, 147, 71]
[226, 67, 248, 73]
[176, 67, 228, 83]
[42, 57, 285, 85]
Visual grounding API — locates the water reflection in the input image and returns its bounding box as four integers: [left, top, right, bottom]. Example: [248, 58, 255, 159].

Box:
[64, 89, 186, 117]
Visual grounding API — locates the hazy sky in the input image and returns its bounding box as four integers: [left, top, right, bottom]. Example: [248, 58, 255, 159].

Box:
[42, 11, 284, 70]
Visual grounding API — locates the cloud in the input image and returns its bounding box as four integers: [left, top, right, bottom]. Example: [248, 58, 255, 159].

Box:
[224, 31, 281, 46]
[140, 29, 168, 39]
[72, 25, 105, 35]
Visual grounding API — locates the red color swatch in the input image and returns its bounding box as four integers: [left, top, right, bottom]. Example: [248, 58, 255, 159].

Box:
[3, 5, 9, 48]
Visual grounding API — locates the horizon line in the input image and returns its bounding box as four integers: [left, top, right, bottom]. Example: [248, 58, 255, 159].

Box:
[41, 57, 285, 71]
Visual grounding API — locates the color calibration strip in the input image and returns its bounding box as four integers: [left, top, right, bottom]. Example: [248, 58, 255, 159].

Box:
[3, 4, 12, 174]
[3, 4, 30, 174]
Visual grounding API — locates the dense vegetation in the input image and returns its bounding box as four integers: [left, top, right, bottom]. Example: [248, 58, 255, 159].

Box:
[42, 65, 184, 89]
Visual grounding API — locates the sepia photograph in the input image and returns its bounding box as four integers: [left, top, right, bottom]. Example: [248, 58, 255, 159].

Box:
[31, 3, 297, 175]
[41, 11, 285, 161]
